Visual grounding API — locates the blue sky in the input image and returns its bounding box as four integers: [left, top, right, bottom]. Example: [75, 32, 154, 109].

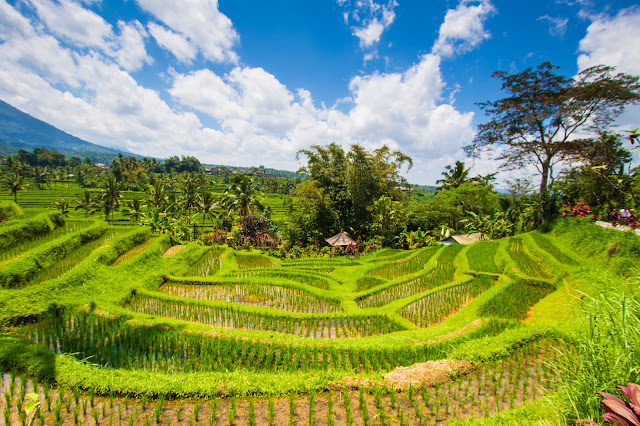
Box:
[1, 0, 639, 185]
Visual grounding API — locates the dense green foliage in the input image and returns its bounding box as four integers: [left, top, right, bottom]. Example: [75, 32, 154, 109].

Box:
[0, 200, 22, 222]
[0, 210, 63, 251]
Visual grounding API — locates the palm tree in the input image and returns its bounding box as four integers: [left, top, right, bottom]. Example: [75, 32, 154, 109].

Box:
[100, 174, 124, 223]
[147, 180, 168, 211]
[179, 173, 200, 216]
[198, 191, 217, 227]
[74, 190, 97, 217]
[3, 172, 27, 203]
[436, 161, 471, 191]
[222, 175, 264, 217]
[53, 199, 70, 216]
[123, 198, 144, 223]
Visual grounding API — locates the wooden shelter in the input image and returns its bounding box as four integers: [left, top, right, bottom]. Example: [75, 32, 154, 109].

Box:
[325, 232, 356, 247]
[441, 232, 484, 245]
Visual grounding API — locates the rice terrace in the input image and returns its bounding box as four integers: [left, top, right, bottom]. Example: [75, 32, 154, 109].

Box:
[1, 2, 640, 423]
[2, 185, 640, 425]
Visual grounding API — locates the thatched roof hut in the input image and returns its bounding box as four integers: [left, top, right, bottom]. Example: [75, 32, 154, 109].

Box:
[441, 232, 484, 245]
[325, 232, 356, 247]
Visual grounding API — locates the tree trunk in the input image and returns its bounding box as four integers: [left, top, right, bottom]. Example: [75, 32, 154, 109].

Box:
[538, 159, 551, 224]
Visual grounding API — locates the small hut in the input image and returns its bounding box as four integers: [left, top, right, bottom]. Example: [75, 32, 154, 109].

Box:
[441, 232, 484, 245]
[325, 232, 356, 247]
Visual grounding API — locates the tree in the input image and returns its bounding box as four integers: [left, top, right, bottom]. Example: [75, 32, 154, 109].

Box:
[74, 190, 97, 217]
[3, 172, 27, 203]
[465, 62, 640, 223]
[100, 175, 124, 223]
[222, 175, 263, 217]
[295, 143, 412, 240]
[436, 161, 471, 191]
[557, 132, 636, 209]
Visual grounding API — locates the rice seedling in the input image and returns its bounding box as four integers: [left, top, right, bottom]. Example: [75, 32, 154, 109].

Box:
[228, 268, 333, 289]
[466, 240, 501, 273]
[112, 236, 155, 267]
[358, 245, 462, 308]
[248, 397, 256, 426]
[530, 232, 578, 266]
[185, 249, 224, 277]
[268, 397, 275, 425]
[308, 391, 315, 426]
[29, 229, 123, 285]
[0, 220, 89, 263]
[479, 279, 554, 320]
[288, 393, 295, 426]
[127, 295, 404, 338]
[507, 237, 553, 279]
[161, 281, 342, 313]
[355, 276, 386, 292]
[235, 253, 274, 269]
[367, 246, 440, 280]
[400, 275, 496, 327]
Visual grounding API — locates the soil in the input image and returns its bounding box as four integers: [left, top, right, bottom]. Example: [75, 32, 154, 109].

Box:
[383, 359, 476, 390]
[163, 245, 186, 257]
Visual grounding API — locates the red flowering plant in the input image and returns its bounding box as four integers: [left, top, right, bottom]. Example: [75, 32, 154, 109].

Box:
[578, 382, 640, 425]
[563, 201, 598, 222]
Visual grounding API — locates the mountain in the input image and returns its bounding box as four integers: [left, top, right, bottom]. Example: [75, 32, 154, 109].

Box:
[0, 99, 141, 163]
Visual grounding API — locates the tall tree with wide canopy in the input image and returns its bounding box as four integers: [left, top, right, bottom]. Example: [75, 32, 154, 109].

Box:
[465, 62, 640, 222]
[292, 143, 412, 243]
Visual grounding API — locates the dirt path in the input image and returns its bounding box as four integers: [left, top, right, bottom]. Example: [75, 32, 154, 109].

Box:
[595, 220, 640, 236]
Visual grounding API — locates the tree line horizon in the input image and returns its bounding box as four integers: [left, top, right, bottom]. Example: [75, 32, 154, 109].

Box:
[2, 61, 639, 252]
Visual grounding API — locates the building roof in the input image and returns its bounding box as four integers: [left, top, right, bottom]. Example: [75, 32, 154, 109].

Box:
[325, 232, 356, 247]
[442, 232, 484, 245]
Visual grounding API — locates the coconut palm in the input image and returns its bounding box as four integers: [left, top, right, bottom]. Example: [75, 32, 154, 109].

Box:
[100, 174, 124, 223]
[198, 191, 217, 227]
[178, 173, 200, 216]
[3, 172, 27, 203]
[74, 190, 97, 217]
[222, 175, 264, 217]
[436, 161, 471, 191]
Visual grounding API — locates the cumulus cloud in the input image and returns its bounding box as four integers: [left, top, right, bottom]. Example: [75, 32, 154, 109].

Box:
[577, 7, 640, 75]
[0, 0, 479, 183]
[25, 0, 150, 72]
[338, 0, 398, 51]
[147, 22, 197, 63]
[577, 7, 640, 137]
[431, 0, 496, 57]
[136, 0, 239, 64]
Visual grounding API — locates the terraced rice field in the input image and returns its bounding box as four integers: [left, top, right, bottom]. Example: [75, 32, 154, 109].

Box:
[1, 209, 586, 424]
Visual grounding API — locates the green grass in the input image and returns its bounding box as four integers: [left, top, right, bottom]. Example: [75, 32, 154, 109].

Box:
[478, 280, 555, 321]
[466, 241, 501, 273]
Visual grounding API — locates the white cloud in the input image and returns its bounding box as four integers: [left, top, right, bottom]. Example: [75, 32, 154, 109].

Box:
[431, 0, 496, 57]
[577, 7, 640, 75]
[577, 7, 640, 137]
[114, 20, 151, 72]
[538, 15, 569, 38]
[0, 0, 479, 184]
[147, 22, 197, 63]
[28, 0, 113, 49]
[338, 0, 398, 51]
[135, 0, 238, 64]
[353, 19, 385, 48]
[25, 0, 149, 72]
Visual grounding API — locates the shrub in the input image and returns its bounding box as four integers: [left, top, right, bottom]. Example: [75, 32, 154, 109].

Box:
[0, 201, 23, 222]
[0, 221, 107, 288]
[0, 211, 64, 251]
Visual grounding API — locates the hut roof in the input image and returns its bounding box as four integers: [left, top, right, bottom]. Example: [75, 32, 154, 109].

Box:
[442, 232, 484, 245]
[325, 232, 356, 247]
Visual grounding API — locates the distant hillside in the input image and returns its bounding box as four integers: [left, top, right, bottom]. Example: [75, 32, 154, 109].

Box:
[0, 99, 141, 163]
